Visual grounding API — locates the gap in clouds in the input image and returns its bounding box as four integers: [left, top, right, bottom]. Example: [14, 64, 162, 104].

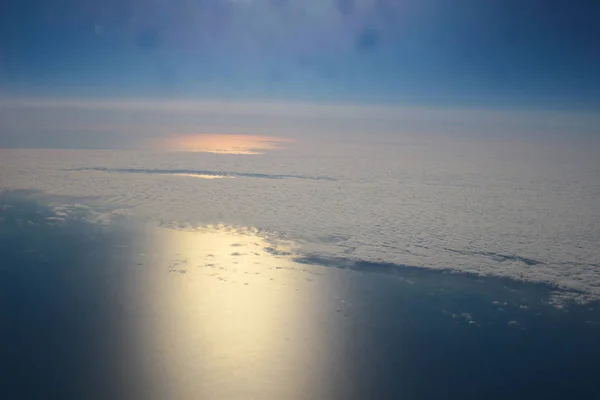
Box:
[70, 167, 336, 181]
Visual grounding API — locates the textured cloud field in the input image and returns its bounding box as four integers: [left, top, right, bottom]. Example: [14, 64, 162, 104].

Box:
[1, 135, 599, 299]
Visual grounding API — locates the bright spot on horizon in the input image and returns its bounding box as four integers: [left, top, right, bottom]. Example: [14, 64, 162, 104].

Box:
[155, 134, 293, 154]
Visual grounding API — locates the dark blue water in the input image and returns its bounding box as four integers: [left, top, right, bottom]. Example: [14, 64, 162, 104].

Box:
[1, 193, 599, 399]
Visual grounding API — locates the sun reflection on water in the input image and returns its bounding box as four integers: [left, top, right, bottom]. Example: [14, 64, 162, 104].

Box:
[135, 224, 341, 399]
[171, 173, 233, 179]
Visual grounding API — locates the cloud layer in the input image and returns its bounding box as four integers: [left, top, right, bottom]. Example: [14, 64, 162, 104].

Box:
[1, 137, 599, 299]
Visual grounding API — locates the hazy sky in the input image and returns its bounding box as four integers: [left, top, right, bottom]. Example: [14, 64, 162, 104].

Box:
[1, 0, 599, 109]
[1, 0, 599, 148]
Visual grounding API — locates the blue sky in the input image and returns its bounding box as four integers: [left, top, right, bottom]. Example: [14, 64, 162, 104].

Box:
[1, 0, 599, 110]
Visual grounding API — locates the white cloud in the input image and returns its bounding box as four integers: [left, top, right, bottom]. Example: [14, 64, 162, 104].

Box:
[1, 132, 599, 300]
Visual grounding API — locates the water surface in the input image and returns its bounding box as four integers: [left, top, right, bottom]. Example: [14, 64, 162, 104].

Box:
[1, 195, 599, 399]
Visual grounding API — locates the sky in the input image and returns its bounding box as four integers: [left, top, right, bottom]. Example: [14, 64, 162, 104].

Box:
[1, 0, 599, 109]
[1, 0, 600, 149]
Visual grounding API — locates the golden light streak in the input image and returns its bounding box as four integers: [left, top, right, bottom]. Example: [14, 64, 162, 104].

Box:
[137, 224, 332, 399]
[171, 173, 233, 179]
[155, 134, 292, 154]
